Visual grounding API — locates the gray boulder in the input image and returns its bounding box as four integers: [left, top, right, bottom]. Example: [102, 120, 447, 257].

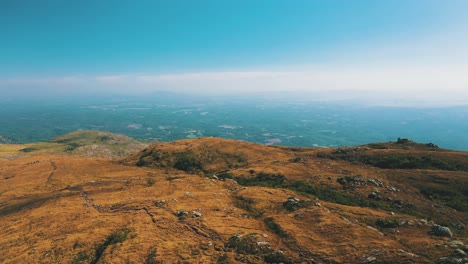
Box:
[432, 225, 453, 237]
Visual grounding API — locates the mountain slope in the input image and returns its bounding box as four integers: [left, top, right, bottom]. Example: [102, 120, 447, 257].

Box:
[0, 135, 467, 263]
[0, 130, 148, 160]
[50, 130, 148, 158]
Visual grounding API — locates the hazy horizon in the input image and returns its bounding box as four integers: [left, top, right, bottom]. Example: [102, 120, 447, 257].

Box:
[1, 1, 468, 106]
[1, 1, 468, 149]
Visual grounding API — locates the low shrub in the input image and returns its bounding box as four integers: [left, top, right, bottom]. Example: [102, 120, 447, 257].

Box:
[233, 195, 264, 218]
[264, 217, 288, 238]
[91, 228, 131, 264]
[173, 152, 203, 172]
[375, 218, 400, 228]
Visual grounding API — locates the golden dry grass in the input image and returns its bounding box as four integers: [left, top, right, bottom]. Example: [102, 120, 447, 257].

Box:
[0, 137, 466, 263]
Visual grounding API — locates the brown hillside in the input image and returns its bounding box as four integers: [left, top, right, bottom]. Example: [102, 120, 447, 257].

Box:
[0, 130, 148, 160]
[0, 136, 467, 263]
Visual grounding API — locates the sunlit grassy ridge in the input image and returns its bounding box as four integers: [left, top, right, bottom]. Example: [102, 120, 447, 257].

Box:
[0, 133, 466, 263]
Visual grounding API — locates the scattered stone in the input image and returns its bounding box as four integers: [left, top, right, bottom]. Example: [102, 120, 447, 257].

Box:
[368, 190, 381, 200]
[446, 241, 465, 249]
[336, 177, 347, 185]
[432, 225, 453, 238]
[453, 249, 466, 258]
[366, 226, 384, 235]
[367, 178, 383, 187]
[365, 256, 376, 262]
[437, 257, 464, 264]
[154, 200, 167, 207]
[225, 233, 273, 255]
[283, 197, 300, 211]
[176, 210, 189, 220]
[192, 211, 202, 218]
[398, 249, 418, 258]
[386, 186, 399, 192]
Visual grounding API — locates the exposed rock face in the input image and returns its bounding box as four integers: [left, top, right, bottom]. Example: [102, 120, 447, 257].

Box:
[283, 197, 301, 211]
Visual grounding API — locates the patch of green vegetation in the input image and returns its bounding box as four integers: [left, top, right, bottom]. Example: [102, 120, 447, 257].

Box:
[376, 218, 401, 228]
[136, 158, 148, 167]
[145, 248, 161, 264]
[332, 148, 352, 155]
[233, 195, 264, 218]
[223, 172, 391, 211]
[146, 177, 155, 186]
[19, 147, 39, 153]
[225, 233, 272, 255]
[64, 142, 83, 152]
[234, 172, 286, 187]
[318, 148, 468, 172]
[97, 135, 112, 142]
[173, 152, 203, 172]
[367, 143, 389, 149]
[216, 171, 235, 180]
[336, 175, 359, 185]
[264, 217, 288, 238]
[287, 181, 388, 209]
[282, 197, 315, 211]
[224, 232, 293, 263]
[71, 251, 90, 264]
[217, 254, 231, 264]
[217, 171, 426, 217]
[419, 181, 468, 212]
[361, 154, 468, 171]
[91, 228, 131, 264]
[166, 175, 182, 181]
[263, 252, 292, 264]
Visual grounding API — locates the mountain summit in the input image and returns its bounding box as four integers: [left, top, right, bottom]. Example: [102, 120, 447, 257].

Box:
[0, 133, 467, 263]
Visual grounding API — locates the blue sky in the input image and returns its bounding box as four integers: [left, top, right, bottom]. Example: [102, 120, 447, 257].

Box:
[1, 0, 468, 104]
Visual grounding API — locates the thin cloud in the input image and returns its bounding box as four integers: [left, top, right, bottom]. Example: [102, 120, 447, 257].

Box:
[1, 63, 468, 105]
